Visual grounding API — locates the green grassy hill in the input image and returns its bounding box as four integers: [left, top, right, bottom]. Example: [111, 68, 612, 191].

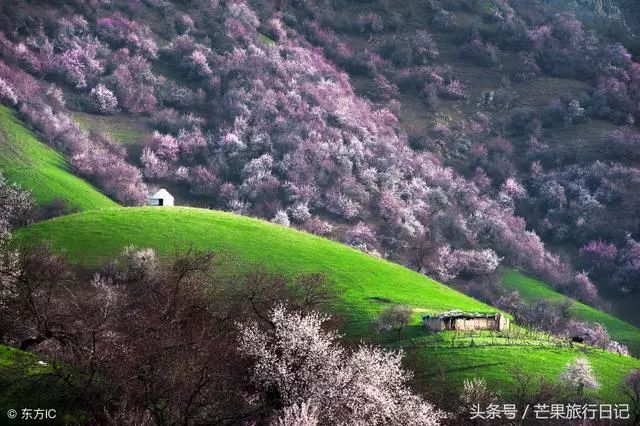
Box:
[18, 207, 493, 333]
[17, 207, 640, 402]
[0, 106, 117, 211]
[503, 269, 640, 355]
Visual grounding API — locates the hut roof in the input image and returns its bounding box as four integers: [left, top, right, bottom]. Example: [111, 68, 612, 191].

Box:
[151, 188, 174, 200]
[422, 310, 501, 320]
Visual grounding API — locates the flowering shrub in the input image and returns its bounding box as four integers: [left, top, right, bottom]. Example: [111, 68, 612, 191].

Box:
[288, 202, 311, 223]
[140, 148, 169, 179]
[303, 216, 334, 236]
[97, 14, 158, 58]
[271, 210, 290, 227]
[438, 79, 466, 100]
[238, 305, 445, 425]
[616, 236, 640, 294]
[558, 357, 599, 396]
[0, 171, 34, 231]
[53, 39, 104, 89]
[188, 50, 213, 77]
[325, 192, 361, 220]
[345, 222, 379, 256]
[429, 246, 501, 281]
[0, 78, 17, 105]
[0, 61, 40, 103]
[515, 52, 540, 81]
[19, 103, 147, 205]
[580, 240, 617, 271]
[571, 272, 599, 304]
[116, 246, 159, 282]
[605, 340, 629, 356]
[112, 54, 157, 113]
[89, 84, 118, 114]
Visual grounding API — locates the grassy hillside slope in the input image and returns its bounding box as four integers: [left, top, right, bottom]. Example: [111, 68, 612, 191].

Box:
[411, 344, 639, 402]
[503, 269, 640, 355]
[72, 111, 149, 164]
[18, 207, 640, 401]
[0, 106, 117, 211]
[18, 207, 492, 333]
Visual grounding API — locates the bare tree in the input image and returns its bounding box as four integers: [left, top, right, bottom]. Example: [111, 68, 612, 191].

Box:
[374, 304, 413, 336]
[0, 242, 343, 425]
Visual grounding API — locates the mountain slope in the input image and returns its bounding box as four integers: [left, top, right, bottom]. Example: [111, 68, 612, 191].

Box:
[17, 207, 640, 401]
[274, 0, 640, 323]
[17, 207, 493, 333]
[503, 269, 640, 355]
[0, 106, 117, 211]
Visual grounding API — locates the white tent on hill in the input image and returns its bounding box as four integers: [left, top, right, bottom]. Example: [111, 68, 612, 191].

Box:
[149, 188, 174, 206]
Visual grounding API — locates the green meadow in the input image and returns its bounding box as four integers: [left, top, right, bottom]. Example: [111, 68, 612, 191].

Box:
[503, 269, 640, 355]
[0, 106, 116, 211]
[18, 207, 640, 402]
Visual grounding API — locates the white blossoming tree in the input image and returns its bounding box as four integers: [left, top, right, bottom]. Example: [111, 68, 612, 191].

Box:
[89, 83, 118, 114]
[271, 210, 290, 227]
[238, 305, 445, 425]
[558, 357, 599, 396]
[275, 400, 319, 426]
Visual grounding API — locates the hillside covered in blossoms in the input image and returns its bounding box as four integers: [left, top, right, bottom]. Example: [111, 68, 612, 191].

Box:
[1, 0, 640, 424]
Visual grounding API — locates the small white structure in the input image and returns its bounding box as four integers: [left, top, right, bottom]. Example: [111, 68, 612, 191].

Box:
[149, 188, 174, 207]
[422, 310, 509, 332]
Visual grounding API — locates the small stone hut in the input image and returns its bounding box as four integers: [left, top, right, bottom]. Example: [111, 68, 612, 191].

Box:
[422, 310, 509, 332]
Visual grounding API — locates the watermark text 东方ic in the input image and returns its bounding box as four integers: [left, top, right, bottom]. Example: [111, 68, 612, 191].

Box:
[6, 408, 57, 421]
